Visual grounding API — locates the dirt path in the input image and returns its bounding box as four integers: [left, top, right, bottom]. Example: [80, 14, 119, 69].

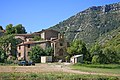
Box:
[0, 63, 120, 77]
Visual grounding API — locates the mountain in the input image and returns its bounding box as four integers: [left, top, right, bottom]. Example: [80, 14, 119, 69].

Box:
[97, 26, 120, 46]
[49, 2, 120, 46]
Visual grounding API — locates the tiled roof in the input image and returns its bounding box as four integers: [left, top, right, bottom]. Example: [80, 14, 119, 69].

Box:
[35, 29, 59, 33]
[15, 33, 40, 37]
[18, 40, 51, 46]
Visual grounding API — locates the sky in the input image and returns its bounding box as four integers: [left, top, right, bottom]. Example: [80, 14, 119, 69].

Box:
[0, 0, 120, 33]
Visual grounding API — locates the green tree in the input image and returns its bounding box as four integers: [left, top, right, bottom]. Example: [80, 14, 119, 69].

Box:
[0, 35, 19, 59]
[33, 36, 43, 41]
[90, 43, 107, 64]
[67, 40, 90, 61]
[0, 48, 6, 63]
[29, 46, 45, 63]
[5, 24, 14, 34]
[45, 47, 54, 56]
[5, 24, 27, 34]
[14, 24, 26, 34]
[103, 47, 120, 64]
[90, 43, 102, 57]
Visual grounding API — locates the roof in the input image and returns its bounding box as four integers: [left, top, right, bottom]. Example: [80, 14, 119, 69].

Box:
[35, 29, 59, 33]
[15, 34, 33, 37]
[15, 33, 40, 37]
[0, 30, 5, 33]
[18, 40, 51, 46]
[72, 54, 83, 58]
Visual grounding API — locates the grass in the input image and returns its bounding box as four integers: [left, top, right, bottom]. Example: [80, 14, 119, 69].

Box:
[0, 63, 17, 66]
[71, 63, 120, 74]
[0, 72, 119, 80]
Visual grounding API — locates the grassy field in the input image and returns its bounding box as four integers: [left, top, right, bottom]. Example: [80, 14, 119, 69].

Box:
[71, 64, 120, 74]
[0, 72, 119, 80]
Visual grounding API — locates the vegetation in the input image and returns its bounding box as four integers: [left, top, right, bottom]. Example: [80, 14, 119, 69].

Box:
[0, 72, 119, 80]
[33, 36, 43, 41]
[31, 2, 120, 64]
[90, 32, 120, 64]
[72, 64, 120, 74]
[29, 46, 45, 63]
[29, 46, 53, 63]
[49, 2, 120, 46]
[0, 24, 27, 63]
[67, 40, 90, 61]
[5, 24, 26, 34]
[0, 48, 6, 63]
[0, 35, 19, 63]
[0, 2, 120, 65]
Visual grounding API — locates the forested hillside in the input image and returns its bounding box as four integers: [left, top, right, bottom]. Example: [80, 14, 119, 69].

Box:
[50, 2, 120, 46]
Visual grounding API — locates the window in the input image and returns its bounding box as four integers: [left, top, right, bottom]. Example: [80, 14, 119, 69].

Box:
[28, 44, 30, 48]
[19, 46, 21, 50]
[18, 53, 21, 57]
[60, 43, 63, 46]
[28, 52, 30, 56]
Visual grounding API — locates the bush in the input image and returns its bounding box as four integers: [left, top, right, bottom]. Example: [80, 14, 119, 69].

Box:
[92, 55, 100, 64]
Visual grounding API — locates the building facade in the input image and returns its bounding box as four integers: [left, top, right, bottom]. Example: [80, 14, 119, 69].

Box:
[16, 29, 68, 61]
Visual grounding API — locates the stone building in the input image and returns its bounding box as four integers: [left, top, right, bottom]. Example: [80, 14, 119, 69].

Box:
[15, 33, 40, 41]
[17, 40, 51, 61]
[16, 29, 68, 61]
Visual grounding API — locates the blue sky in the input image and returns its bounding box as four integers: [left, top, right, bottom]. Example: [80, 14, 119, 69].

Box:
[0, 0, 120, 33]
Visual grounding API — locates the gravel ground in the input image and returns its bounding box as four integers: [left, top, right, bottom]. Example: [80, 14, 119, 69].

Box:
[0, 63, 120, 77]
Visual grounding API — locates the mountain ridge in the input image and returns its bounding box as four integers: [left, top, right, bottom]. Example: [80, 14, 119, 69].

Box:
[49, 2, 120, 46]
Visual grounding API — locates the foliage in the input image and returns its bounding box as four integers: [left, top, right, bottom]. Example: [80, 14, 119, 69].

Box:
[65, 55, 70, 62]
[14, 24, 26, 34]
[72, 64, 120, 74]
[0, 48, 6, 63]
[91, 55, 100, 64]
[90, 43, 106, 64]
[5, 24, 14, 34]
[29, 45, 54, 63]
[33, 36, 43, 41]
[0, 35, 19, 60]
[0, 72, 119, 80]
[103, 47, 120, 64]
[5, 24, 26, 34]
[90, 41, 120, 64]
[45, 47, 54, 56]
[29, 46, 45, 63]
[50, 2, 120, 47]
[67, 40, 90, 61]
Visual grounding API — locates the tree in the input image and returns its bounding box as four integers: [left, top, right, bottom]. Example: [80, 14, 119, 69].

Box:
[5, 24, 27, 34]
[5, 24, 14, 34]
[103, 47, 120, 64]
[29, 46, 45, 63]
[45, 47, 54, 56]
[33, 36, 43, 41]
[0, 35, 19, 59]
[0, 48, 6, 63]
[67, 40, 90, 61]
[90, 43, 102, 57]
[90, 43, 107, 64]
[14, 24, 26, 34]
